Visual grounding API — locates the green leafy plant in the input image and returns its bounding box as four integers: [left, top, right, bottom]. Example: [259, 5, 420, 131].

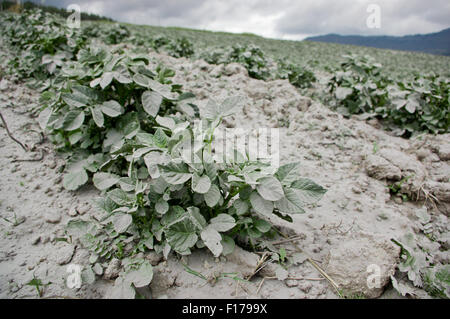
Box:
[0, 9, 85, 80]
[277, 60, 316, 89]
[165, 37, 195, 58]
[26, 276, 51, 297]
[391, 233, 449, 298]
[102, 24, 130, 45]
[66, 97, 325, 296]
[200, 48, 229, 65]
[326, 54, 391, 116]
[39, 44, 198, 190]
[386, 73, 449, 135]
[228, 45, 270, 80]
[88, 97, 326, 256]
[326, 54, 449, 137]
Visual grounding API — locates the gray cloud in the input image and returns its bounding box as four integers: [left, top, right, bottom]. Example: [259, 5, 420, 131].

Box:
[37, 0, 450, 39]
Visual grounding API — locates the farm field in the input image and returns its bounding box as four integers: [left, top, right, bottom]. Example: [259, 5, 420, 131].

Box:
[0, 9, 449, 300]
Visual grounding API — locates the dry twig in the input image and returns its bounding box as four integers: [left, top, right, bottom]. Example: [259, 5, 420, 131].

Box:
[0, 112, 28, 152]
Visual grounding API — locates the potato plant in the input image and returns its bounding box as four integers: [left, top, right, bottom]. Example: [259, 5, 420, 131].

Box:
[165, 37, 195, 58]
[67, 97, 326, 296]
[0, 9, 85, 79]
[326, 54, 449, 136]
[276, 60, 316, 89]
[38, 44, 198, 190]
[228, 45, 270, 80]
[392, 232, 450, 298]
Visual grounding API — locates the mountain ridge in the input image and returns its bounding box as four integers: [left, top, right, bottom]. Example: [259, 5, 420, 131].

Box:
[305, 28, 450, 56]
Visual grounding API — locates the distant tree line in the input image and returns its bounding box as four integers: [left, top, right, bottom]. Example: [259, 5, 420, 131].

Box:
[0, 1, 114, 21]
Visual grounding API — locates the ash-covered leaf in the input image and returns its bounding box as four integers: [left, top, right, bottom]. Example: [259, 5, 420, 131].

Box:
[250, 191, 273, 217]
[256, 176, 284, 201]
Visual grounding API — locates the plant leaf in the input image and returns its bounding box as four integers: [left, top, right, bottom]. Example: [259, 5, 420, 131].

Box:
[221, 235, 235, 256]
[192, 174, 211, 194]
[63, 169, 88, 190]
[107, 189, 135, 206]
[210, 214, 236, 232]
[141, 90, 162, 117]
[254, 219, 271, 233]
[101, 100, 123, 117]
[200, 225, 223, 257]
[204, 184, 221, 207]
[155, 198, 169, 215]
[160, 161, 192, 185]
[62, 110, 85, 131]
[275, 163, 301, 186]
[274, 188, 305, 214]
[93, 172, 120, 191]
[290, 178, 327, 204]
[112, 213, 132, 233]
[165, 220, 198, 253]
[250, 191, 274, 216]
[100, 72, 114, 89]
[232, 199, 248, 215]
[90, 106, 104, 127]
[124, 260, 153, 288]
[256, 176, 284, 201]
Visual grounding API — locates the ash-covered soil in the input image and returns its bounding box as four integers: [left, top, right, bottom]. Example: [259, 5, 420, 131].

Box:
[0, 46, 448, 299]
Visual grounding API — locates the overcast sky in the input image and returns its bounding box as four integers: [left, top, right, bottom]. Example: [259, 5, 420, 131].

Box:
[35, 0, 450, 40]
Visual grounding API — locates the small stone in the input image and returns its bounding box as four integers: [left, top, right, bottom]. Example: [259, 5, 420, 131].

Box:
[146, 251, 162, 266]
[285, 279, 298, 287]
[93, 263, 103, 276]
[104, 258, 121, 280]
[77, 203, 90, 215]
[45, 211, 61, 224]
[68, 206, 78, 217]
[437, 144, 450, 161]
[40, 235, 50, 244]
[0, 79, 8, 90]
[298, 282, 312, 293]
[55, 243, 75, 265]
[31, 236, 40, 245]
[312, 246, 321, 253]
[415, 149, 429, 161]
